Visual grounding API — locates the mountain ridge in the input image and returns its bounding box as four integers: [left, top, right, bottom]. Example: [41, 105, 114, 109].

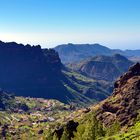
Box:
[53, 43, 140, 63]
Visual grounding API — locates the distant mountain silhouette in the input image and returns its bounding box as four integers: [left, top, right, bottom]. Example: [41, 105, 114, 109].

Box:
[69, 54, 133, 81]
[53, 43, 140, 63]
[54, 43, 112, 63]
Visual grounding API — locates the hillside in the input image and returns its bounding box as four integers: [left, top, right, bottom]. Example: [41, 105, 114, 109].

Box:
[47, 63, 140, 140]
[62, 69, 112, 103]
[53, 43, 140, 64]
[0, 91, 73, 139]
[69, 54, 133, 82]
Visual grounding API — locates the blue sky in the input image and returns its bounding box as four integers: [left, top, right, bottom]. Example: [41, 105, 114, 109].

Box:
[0, 0, 140, 49]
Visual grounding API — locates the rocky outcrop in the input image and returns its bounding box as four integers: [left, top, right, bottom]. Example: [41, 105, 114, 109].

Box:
[96, 63, 140, 126]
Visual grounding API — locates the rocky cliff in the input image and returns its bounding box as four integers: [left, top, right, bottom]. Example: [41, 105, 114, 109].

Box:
[0, 41, 70, 102]
[96, 63, 140, 126]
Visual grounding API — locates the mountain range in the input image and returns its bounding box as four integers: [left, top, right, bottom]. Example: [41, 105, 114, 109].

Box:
[54, 43, 140, 63]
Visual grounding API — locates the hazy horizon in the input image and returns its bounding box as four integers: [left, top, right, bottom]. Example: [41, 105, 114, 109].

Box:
[0, 0, 140, 49]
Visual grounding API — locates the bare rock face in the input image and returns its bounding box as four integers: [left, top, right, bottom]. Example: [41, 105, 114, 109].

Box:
[114, 62, 140, 89]
[96, 63, 140, 126]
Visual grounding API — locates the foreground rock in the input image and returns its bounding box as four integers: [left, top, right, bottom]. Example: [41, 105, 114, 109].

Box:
[96, 63, 140, 126]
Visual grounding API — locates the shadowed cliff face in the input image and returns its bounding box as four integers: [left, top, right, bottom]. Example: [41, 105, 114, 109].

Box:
[0, 41, 74, 103]
[0, 41, 61, 85]
[96, 63, 140, 126]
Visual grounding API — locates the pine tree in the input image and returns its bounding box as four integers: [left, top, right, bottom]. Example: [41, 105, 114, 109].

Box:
[72, 124, 85, 140]
[53, 133, 59, 140]
[61, 128, 70, 140]
[73, 115, 105, 140]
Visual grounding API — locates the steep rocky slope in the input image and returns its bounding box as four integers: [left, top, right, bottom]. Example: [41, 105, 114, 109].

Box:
[72, 54, 133, 81]
[96, 63, 140, 126]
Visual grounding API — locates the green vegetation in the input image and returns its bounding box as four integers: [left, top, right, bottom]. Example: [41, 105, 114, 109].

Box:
[73, 113, 105, 140]
[62, 70, 96, 83]
[0, 96, 75, 140]
[102, 120, 140, 140]
[0, 95, 140, 140]
[62, 69, 111, 107]
[46, 110, 140, 140]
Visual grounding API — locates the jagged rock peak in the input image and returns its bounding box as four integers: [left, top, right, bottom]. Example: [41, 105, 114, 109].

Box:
[129, 62, 140, 75]
[96, 63, 140, 126]
[114, 63, 140, 89]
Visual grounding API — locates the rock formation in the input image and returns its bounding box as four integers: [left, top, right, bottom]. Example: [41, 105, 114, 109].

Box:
[96, 63, 140, 126]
